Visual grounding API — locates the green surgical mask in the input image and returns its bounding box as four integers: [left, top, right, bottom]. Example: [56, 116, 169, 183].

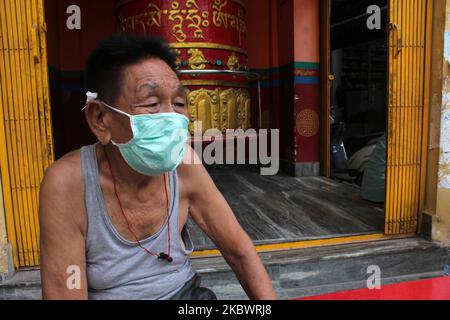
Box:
[100, 101, 190, 176]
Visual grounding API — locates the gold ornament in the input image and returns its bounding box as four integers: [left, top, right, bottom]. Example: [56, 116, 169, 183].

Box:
[187, 48, 208, 70]
[172, 48, 182, 68]
[227, 52, 240, 71]
[187, 88, 250, 134]
[296, 109, 319, 138]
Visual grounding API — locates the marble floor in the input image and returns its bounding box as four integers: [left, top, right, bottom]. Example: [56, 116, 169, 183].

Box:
[186, 165, 385, 250]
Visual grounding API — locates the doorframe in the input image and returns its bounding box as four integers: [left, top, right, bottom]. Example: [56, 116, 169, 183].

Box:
[385, 0, 434, 235]
[418, 0, 434, 215]
[320, 0, 331, 178]
[320, 0, 434, 236]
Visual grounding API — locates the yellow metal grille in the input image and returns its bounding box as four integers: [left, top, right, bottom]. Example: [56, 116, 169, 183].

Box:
[386, 0, 432, 235]
[0, 0, 54, 267]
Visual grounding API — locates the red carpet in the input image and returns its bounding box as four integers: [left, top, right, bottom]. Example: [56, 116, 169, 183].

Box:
[298, 277, 450, 300]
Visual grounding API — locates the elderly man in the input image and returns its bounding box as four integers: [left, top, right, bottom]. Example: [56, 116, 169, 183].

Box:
[39, 34, 276, 300]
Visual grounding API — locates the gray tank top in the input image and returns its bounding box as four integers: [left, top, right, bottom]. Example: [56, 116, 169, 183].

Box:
[81, 144, 196, 300]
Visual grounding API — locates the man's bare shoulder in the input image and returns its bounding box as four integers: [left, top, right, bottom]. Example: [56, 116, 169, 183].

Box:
[39, 148, 87, 233]
[177, 144, 218, 197]
[41, 149, 83, 192]
[177, 144, 205, 180]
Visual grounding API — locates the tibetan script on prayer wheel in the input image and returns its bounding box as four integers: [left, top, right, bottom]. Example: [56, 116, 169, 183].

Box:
[116, 0, 251, 134]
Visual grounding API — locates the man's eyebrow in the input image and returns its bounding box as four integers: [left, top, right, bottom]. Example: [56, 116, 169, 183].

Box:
[177, 85, 188, 94]
[137, 83, 159, 92]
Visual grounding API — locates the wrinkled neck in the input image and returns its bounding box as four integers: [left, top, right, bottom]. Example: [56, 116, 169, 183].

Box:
[99, 144, 159, 194]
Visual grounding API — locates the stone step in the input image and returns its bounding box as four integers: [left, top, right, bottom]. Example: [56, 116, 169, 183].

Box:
[0, 270, 42, 300]
[1, 237, 448, 300]
[192, 237, 450, 299]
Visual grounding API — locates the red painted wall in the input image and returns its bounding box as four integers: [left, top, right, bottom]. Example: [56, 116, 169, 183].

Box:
[45, 0, 116, 158]
[294, 0, 320, 62]
[247, 0, 274, 69]
[246, 0, 281, 131]
[293, 0, 320, 164]
[46, 0, 116, 70]
[246, 0, 322, 169]
[277, 0, 296, 163]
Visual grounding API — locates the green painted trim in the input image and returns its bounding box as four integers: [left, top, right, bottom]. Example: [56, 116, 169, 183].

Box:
[47, 62, 321, 81]
[48, 65, 84, 78]
[250, 65, 290, 75]
[250, 62, 320, 75]
[294, 62, 320, 70]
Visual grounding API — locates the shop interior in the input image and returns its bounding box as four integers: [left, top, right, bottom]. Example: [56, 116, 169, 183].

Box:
[187, 0, 389, 250]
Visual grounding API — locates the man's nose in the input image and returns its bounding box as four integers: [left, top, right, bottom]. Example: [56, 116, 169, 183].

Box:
[160, 103, 177, 113]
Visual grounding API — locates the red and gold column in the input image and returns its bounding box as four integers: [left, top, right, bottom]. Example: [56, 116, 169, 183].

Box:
[116, 0, 251, 134]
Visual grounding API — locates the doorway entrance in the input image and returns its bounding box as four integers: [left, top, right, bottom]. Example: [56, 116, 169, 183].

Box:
[321, 0, 433, 236]
[327, 0, 388, 233]
[190, 0, 434, 254]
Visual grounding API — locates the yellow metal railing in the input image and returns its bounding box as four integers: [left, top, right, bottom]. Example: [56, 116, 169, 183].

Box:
[0, 0, 54, 267]
[385, 0, 433, 235]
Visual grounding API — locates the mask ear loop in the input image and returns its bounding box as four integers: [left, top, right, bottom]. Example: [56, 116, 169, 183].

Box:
[99, 102, 137, 147]
[100, 101, 133, 118]
[81, 91, 133, 119]
[83, 94, 134, 146]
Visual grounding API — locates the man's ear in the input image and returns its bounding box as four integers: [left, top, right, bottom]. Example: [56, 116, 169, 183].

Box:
[84, 101, 111, 145]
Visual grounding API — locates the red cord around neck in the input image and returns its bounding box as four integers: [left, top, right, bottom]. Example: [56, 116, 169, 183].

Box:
[104, 146, 172, 262]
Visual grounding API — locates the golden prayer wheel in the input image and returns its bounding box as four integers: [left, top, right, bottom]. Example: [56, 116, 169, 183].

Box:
[116, 0, 252, 134]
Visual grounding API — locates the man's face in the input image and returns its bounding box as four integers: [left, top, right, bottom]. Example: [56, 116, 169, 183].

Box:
[106, 58, 188, 144]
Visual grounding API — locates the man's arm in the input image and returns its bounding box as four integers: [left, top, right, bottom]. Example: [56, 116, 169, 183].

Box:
[39, 155, 88, 300]
[180, 148, 276, 300]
